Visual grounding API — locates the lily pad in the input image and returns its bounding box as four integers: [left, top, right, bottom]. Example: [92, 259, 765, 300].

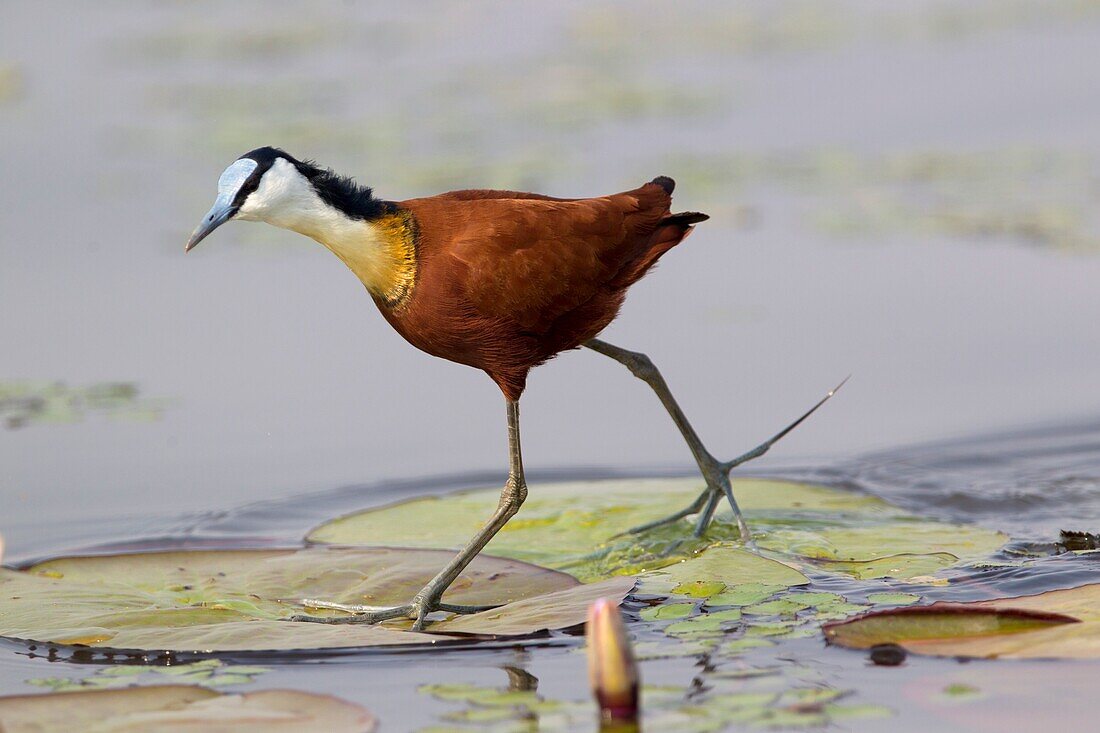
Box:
[639, 602, 695, 621]
[306, 478, 893, 581]
[307, 478, 1005, 582]
[867, 592, 921, 606]
[639, 546, 809, 595]
[743, 599, 809, 616]
[27, 659, 269, 692]
[704, 584, 786, 607]
[0, 685, 376, 732]
[432, 576, 635, 635]
[757, 524, 1007, 580]
[0, 547, 632, 652]
[823, 585, 1100, 658]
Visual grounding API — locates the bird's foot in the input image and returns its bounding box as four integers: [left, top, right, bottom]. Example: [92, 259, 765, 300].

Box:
[287, 597, 501, 631]
[623, 378, 850, 543]
[620, 466, 748, 541]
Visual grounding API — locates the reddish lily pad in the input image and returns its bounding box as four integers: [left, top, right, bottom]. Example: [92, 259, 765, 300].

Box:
[823, 585, 1100, 659]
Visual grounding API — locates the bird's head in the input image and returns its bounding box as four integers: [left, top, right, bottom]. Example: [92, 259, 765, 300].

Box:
[186, 147, 293, 251]
[186, 146, 386, 252]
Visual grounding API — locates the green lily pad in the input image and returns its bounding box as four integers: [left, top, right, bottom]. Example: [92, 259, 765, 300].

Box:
[640, 546, 809, 595]
[0, 547, 631, 652]
[306, 478, 892, 581]
[671, 580, 727, 598]
[743, 599, 809, 616]
[745, 620, 801, 637]
[721, 638, 776, 655]
[783, 592, 846, 607]
[0, 685, 376, 732]
[704, 584, 786, 607]
[814, 602, 872, 621]
[824, 584, 1100, 659]
[307, 478, 1004, 583]
[818, 553, 961, 580]
[867, 592, 922, 606]
[664, 609, 743, 637]
[26, 660, 270, 693]
[639, 602, 695, 621]
[757, 524, 1007, 580]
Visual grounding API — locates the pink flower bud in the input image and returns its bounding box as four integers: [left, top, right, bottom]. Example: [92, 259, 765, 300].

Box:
[586, 598, 639, 723]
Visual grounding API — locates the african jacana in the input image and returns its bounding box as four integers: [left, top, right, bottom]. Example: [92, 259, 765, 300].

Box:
[187, 147, 841, 629]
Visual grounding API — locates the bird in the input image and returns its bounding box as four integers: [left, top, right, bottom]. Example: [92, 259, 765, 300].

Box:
[186, 146, 841, 629]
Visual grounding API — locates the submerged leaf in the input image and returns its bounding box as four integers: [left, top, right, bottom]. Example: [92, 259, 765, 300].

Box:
[0, 685, 376, 732]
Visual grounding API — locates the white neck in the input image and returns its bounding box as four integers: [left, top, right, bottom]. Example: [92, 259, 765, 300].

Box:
[237, 158, 399, 297]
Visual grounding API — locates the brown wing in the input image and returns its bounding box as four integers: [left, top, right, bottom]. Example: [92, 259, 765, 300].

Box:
[431, 189, 577, 203]
[442, 182, 675, 334]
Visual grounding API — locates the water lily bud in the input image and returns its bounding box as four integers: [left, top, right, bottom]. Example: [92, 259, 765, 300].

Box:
[586, 598, 639, 723]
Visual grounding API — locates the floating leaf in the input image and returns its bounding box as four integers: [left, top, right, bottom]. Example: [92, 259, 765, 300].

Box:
[743, 599, 809, 616]
[704, 584, 786, 607]
[0, 380, 171, 430]
[671, 580, 726, 598]
[822, 586, 1100, 658]
[26, 660, 269, 693]
[432, 577, 635, 635]
[780, 592, 844, 607]
[0, 547, 615, 652]
[0, 685, 375, 732]
[665, 610, 742, 638]
[757, 524, 1006, 580]
[640, 546, 809, 595]
[867, 592, 921, 606]
[721, 638, 775, 655]
[307, 478, 890, 581]
[308, 478, 1004, 584]
[941, 683, 982, 700]
[633, 640, 715, 660]
[639, 603, 694, 621]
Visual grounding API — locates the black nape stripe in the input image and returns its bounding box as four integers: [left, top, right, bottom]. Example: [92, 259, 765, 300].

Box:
[238, 146, 393, 221]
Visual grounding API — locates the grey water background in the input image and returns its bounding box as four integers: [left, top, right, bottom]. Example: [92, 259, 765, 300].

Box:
[2, 1, 1100, 729]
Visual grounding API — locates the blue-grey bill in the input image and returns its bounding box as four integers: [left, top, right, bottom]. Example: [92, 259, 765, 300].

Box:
[185, 157, 258, 252]
[186, 202, 235, 252]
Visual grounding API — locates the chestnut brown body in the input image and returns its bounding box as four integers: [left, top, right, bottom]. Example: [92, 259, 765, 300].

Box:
[378, 181, 706, 399]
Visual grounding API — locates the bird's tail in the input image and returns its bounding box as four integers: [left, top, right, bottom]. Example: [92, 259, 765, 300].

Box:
[663, 211, 709, 227]
[612, 208, 709, 287]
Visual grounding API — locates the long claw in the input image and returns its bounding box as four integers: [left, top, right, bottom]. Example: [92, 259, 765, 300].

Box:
[693, 490, 722, 537]
[288, 602, 413, 625]
[721, 376, 849, 473]
[616, 488, 711, 537]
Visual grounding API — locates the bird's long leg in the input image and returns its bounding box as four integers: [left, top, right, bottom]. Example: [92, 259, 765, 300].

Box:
[290, 400, 527, 630]
[585, 338, 844, 542]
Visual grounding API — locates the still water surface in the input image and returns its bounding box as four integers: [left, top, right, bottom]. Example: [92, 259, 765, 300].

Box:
[2, 1, 1100, 729]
